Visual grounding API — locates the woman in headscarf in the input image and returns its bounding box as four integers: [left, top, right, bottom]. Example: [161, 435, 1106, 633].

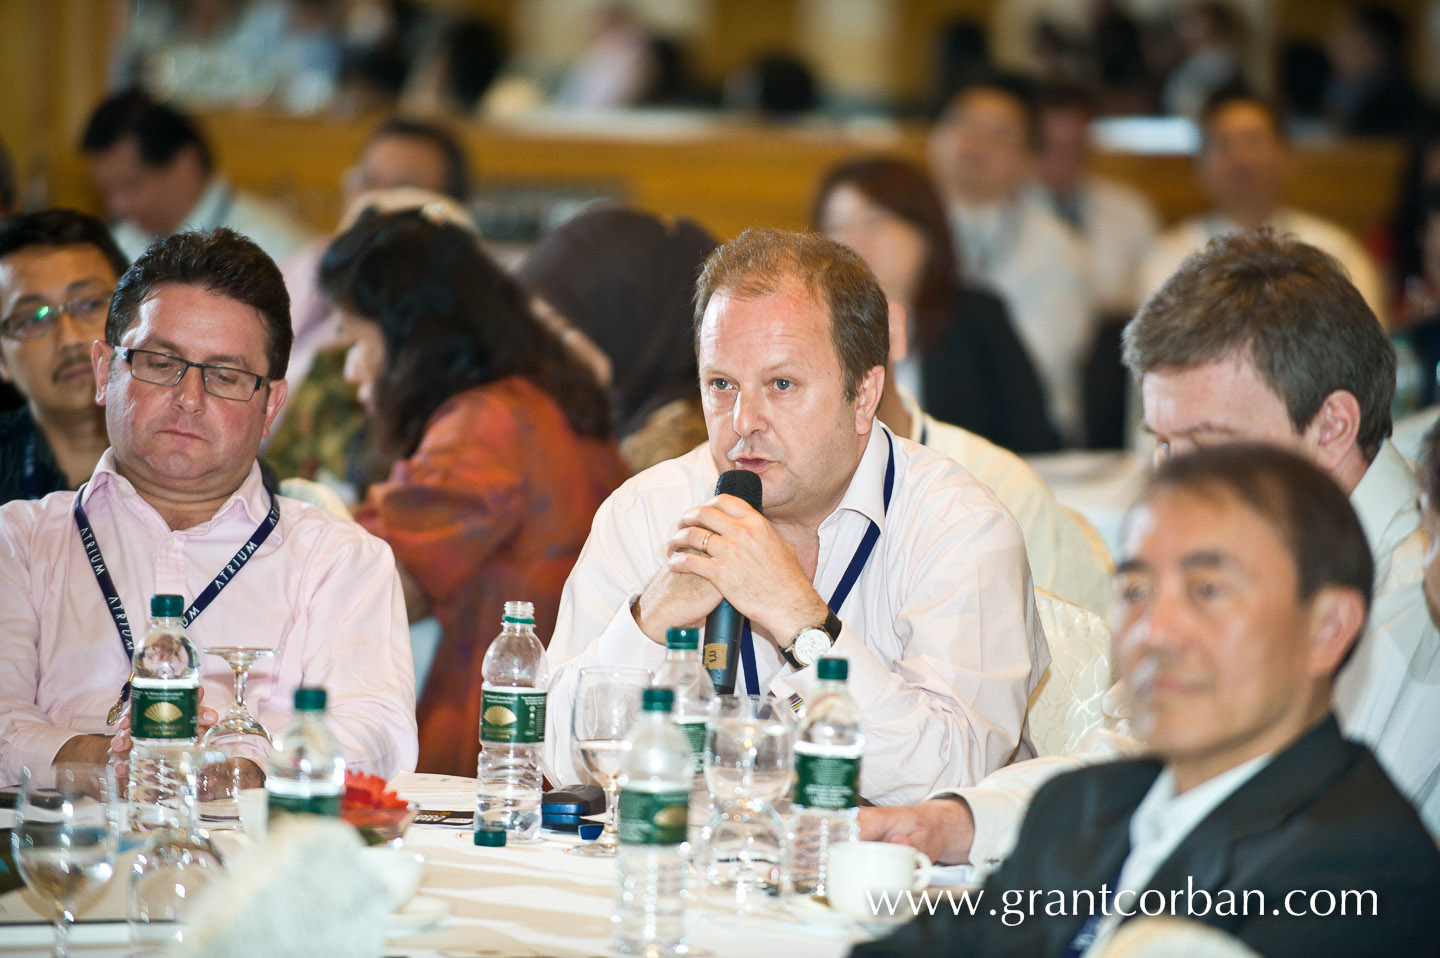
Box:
[516, 206, 718, 472]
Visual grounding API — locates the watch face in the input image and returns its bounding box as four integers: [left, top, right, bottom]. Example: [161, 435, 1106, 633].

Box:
[794, 628, 832, 666]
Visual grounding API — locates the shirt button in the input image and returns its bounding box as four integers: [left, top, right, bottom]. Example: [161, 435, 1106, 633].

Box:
[165, 537, 175, 548]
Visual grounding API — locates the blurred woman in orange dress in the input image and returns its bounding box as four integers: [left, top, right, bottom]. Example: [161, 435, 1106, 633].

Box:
[321, 208, 628, 775]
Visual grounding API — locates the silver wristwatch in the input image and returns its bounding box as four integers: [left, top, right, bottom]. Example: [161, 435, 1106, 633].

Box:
[783, 610, 842, 668]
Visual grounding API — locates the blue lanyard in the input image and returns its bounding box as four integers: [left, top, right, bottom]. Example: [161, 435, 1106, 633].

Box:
[22, 430, 37, 500]
[738, 429, 895, 693]
[74, 483, 281, 705]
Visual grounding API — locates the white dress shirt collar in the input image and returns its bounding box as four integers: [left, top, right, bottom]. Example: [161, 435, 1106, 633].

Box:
[818, 421, 893, 534]
[81, 449, 276, 537]
[1124, 751, 1273, 889]
[1349, 441, 1415, 553]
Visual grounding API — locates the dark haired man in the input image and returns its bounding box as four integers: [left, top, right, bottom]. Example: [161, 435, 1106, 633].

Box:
[1137, 90, 1384, 322]
[80, 89, 311, 263]
[543, 229, 1048, 810]
[1124, 228, 1436, 829]
[857, 445, 1440, 957]
[344, 117, 472, 203]
[1, 211, 128, 501]
[0, 228, 416, 785]
[928, 74, 1095, 444]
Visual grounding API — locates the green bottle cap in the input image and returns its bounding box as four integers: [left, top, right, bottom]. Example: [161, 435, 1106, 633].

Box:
[816, 657, 848, 682]
[294, 687, 327, 711]
[501, 600, 535, 624]
[150, 594, 184, 618]
[665, 628, 699, 650]
[642, 687, 675, 712]
[474, 827, 507, 847]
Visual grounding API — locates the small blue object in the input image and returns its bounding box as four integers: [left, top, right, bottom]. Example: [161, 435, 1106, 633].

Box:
[541, 783, 605, 831]
[578, 822, 604, 841]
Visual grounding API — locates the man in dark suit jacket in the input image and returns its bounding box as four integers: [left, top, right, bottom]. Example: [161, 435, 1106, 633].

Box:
[855, 445, 1440, 957]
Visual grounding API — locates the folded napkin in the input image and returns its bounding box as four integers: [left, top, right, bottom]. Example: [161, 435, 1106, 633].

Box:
[175, 816, 387, 957]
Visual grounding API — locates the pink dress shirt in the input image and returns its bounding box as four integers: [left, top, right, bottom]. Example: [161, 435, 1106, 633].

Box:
[0, 451, 417, 783]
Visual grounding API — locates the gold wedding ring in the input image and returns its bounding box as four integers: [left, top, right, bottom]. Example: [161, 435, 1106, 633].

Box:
[701, 531, 714, 551]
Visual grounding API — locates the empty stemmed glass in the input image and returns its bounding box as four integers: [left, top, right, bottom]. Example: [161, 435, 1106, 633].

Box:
[569, 665, 651, 857]
[701, 694, 796, 915]
[11, 763, 121, 958]
[198, 646, 275, 828]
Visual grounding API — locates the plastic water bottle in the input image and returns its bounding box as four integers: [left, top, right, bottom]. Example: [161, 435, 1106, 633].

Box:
[128, 594, 200, 833]
[791, 657, 863, 898]
[614, 687, 691, 956]
[476, 601, 549, 841]
[266, 687, 344, 817]
[651, 627, 713, 843]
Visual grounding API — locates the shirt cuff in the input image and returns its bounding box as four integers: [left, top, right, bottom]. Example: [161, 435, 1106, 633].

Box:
[592, 595, 665, 667]
[928, 784, 1024, 880]
[9, 722, 94, 783]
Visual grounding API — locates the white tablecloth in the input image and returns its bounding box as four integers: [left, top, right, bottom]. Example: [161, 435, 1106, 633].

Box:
[0, 818, 862, 957]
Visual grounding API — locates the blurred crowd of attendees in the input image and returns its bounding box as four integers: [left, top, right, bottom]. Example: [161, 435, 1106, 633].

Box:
[101, 1, 1440, 127]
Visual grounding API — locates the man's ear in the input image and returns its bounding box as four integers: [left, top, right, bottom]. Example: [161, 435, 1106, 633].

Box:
[1305, 390, 1362, 474]
[887, 301, 910, 366]
[262, 379, 288, 438]
[1305, 584, 1367, 680]
[854, 365, 885, 435]
[91, 340, 112, 406]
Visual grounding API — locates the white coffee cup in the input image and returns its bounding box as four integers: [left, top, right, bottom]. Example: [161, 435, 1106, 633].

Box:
[825, 841, 934, 918]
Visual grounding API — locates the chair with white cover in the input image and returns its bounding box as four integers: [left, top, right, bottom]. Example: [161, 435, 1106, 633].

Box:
[1026, 589, 1115, 757]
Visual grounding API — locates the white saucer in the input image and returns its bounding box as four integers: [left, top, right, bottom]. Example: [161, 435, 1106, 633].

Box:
[385, 895, 451, 938]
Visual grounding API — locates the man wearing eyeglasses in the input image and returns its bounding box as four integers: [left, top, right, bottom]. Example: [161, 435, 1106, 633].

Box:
[0, 227, 417, 784]
[0, 211, 127, 503]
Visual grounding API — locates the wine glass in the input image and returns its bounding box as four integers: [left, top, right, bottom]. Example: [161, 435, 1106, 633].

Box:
[199, 646, 275, 829]
[701, 694, 796, 916]
[569, 665, 651, 857]
[11, 763, 120, 958]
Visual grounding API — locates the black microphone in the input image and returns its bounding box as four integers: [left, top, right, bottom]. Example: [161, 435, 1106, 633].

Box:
[703, 469, 762, 695]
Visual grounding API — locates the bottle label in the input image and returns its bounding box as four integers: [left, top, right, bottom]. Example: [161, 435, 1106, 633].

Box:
[480, 686, 546, 744]
[792, 743, 861, 809]
[618, 787, 689, 845]
[267, 791, 341, 817]
[676, 718, 706, 776]
[130, 680, 199, 741]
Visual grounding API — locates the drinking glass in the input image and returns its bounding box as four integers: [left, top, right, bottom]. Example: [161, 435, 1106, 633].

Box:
[569, 665, 651, 857]
[198, 646, 275, 829]
[11, 763, 121, 958]
[701, 694, 796, 916]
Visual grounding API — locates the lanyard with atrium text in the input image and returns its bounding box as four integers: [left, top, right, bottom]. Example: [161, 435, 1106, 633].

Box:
[73, 483, 281, 718]
[738, 429, 896, 693]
